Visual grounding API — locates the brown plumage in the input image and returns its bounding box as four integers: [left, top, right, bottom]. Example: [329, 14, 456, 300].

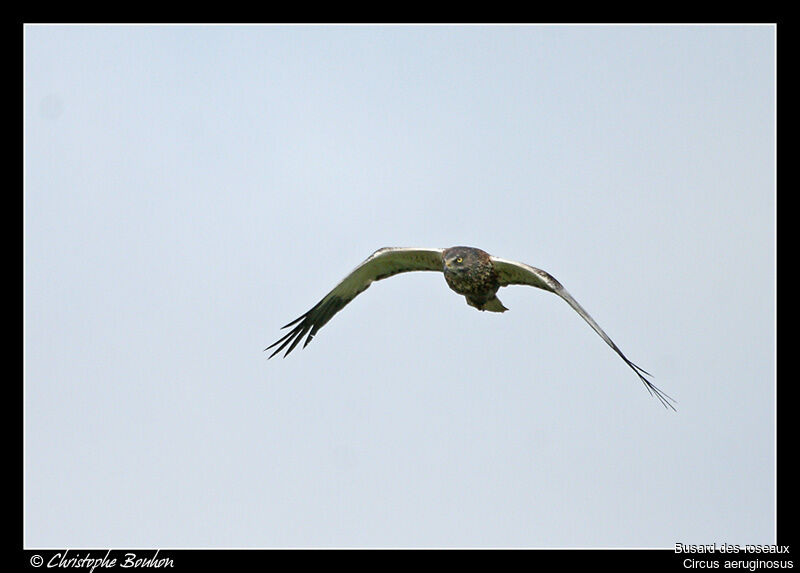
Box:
[442, 246, 507, 312]
[266, 246, 676, 410]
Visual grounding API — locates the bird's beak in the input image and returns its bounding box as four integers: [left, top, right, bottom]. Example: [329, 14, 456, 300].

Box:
[444, 259, 452, 269]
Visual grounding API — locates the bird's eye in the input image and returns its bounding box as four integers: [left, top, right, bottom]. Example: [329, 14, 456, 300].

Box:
[456, 257, 463, 263]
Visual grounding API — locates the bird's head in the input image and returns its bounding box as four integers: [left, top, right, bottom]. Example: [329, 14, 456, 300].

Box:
[444, 246, 484, 272]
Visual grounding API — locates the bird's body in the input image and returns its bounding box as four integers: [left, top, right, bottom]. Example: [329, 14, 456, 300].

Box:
[442, 246, 506, 311]
[266, 246, 676, 410]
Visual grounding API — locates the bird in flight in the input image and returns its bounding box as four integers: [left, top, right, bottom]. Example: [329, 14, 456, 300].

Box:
[266, 246, 675, 410]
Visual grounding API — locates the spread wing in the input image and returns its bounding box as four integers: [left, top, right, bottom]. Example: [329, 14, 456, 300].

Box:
[266, 247, 445, 358]
[490, 256, 676, 410]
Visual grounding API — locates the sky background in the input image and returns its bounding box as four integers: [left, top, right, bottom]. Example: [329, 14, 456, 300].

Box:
[24, 24, 775, 548]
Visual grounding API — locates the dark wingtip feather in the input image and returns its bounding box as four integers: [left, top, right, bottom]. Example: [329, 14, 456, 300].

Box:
[266, 298, 340, 359]
[281, 314, 307, 329]
[264, 314, 310, 359]
[264, 329, 296, 359]
[627, 361, 677, 411]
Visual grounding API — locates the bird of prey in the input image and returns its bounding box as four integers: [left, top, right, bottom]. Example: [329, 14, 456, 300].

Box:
[266, 246, 675, 410]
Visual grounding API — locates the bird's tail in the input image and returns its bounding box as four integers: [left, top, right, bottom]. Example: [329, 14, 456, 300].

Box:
[479, 295, 508, 313]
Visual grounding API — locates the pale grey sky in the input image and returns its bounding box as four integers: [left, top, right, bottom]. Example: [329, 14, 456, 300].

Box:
[24, 24, 775, 548]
